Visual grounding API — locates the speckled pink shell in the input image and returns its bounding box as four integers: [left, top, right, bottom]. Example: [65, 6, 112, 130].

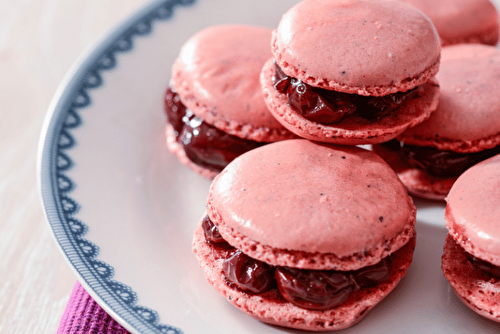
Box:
[193, 219, 416, 331]
[400, 0, 499, 46]
[272, 0, 441, 96]
[207, 139, 416, 271]
[399, 44, 500, 153]
[445, 154, 500, 267]
[171, 25, 294, 142]
[260, 59, 440, 145]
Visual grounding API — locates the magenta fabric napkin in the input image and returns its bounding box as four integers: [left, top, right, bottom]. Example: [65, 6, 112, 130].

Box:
[57, 281, 130, 334]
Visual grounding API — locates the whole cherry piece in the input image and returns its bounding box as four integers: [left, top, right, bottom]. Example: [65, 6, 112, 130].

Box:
[273, 64, 355, 124]
[164, 87, 263, 172]
[275, 267, 355, 311]
[286, 78, 355, 124]
[201, 216, 226, 244]
[180, 115, 263, 172]
[222, 250, 276, 294]
[353, 257, 392, 288]
[164, 87, 189, 138]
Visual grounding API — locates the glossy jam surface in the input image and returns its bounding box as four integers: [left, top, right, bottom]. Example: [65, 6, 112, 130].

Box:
[275, 257, 392, 310]
[381, 139, 500, 177]
[164, 87, 263, 172]
[164, 86, 188, 137]
[352, 257, 392, 288]
[273, 63, 417, 124]
[202, 216, 392, 310]
[464, 251, 500, 279]
[202, 215, 225, 244]
[275, 267, 356, 310]
[223, 250, 276, 294]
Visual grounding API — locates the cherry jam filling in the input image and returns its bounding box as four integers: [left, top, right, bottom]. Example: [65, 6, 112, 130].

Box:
[201, 216, 392, 310]
[272, 62, 418, 124]
[202, 215, 225, 244]
[380, 139, 500, 177]
[275, 267, 356, 311]
[164, 87, 264, 172]
[223, 250, 276, 294]
[464, 250, 500, 279]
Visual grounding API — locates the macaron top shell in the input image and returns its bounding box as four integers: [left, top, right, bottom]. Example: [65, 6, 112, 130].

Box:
[272, 0, 441, 96]
[446, 154, 500, 266]
[400, 0, 499, 45]
[399, 44, 500, 152]
[172, 25, 292, 142]
[208, 139, 416, 270]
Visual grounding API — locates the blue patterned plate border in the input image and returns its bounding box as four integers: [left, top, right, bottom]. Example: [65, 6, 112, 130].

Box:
[37, 0, 500, 333]
[38, 1, 195, 333]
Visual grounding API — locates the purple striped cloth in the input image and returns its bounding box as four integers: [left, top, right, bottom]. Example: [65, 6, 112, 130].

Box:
[57, 281, 130, 334]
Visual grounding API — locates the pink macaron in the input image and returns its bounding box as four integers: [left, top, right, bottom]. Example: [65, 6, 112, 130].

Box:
[193, 139, 416, 331]
[372, 44, 500, 200]
[260, 0, 441, 145]
[400, 0, 499, 46]
[165, 25, 295, 179]
[442, 153, 500, 322]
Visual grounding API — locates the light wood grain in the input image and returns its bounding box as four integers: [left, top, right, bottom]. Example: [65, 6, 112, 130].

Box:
[0, 1, 149, 332]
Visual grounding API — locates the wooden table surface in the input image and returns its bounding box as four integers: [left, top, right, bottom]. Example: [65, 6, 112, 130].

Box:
[3, 1, 500, 333]
[0, 1, 148, 332]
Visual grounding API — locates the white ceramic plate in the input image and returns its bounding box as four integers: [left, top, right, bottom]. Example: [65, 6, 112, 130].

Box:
[38, 0, 500, 333]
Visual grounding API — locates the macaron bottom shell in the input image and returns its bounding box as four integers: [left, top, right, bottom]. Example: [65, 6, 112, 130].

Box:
[192, 222, 416, 331]
[395, 169, 455, 201]
[442, 234, 500, 323]
[260, 59, 440, 145]
[371, 143, 456, 201]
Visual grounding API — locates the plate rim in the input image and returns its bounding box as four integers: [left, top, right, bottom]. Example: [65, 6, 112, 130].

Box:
[36, 1, 196, 333]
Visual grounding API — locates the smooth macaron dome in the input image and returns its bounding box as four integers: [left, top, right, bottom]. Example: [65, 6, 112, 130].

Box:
[373, 44, 500, 200]
[442, 154, 500, 322]
[193, 139, 417, 331]
[260, 0, 441, 145]
[400, 0, 499, 46]
[165, 25, 295, 179]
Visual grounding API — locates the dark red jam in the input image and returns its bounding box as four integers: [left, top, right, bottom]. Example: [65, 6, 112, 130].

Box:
[202, 215, 225, 244]
[164, 87, 264, 172]
[380, 139, 500, 177]
[464, 251, 500, 279]
[275, 267, 356, 310]
[201, 216, 392, 310]
[273, 62, 418, 124]
[223, 250, 276, 294]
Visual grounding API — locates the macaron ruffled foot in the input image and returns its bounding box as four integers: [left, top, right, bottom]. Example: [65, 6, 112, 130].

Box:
[193, 139, 417, 331]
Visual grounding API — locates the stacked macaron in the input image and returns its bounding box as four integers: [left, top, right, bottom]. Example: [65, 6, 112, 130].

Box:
[373, 44, 500, 200]
[442, 154, 500, 322]
[182, 0, 441, 330]
[193, 139, 417, 331]
[260, 0, 441, 145]
[164, 25, 295, 179]
[157, 0, 500, 330]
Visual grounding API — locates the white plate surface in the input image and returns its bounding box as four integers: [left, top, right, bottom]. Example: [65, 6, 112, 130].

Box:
[38, 0, 500, 333]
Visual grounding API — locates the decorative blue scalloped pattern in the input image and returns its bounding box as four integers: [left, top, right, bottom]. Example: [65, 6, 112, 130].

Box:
[49, 1, 196, 333]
